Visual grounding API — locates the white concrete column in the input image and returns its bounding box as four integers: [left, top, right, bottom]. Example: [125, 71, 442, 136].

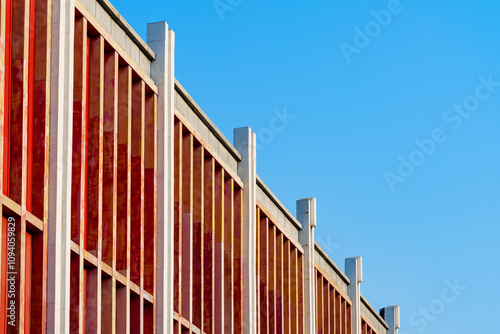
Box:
[346, 256, 363, 334]
[47, 0, 75, 332]
[147, 21, 175, 334]
[233, 127, 257, 334]
[381, 306, 400, 334]
[297, 198, 317, 334]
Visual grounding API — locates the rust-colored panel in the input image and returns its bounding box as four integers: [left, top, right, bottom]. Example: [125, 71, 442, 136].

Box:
[335, 291, 341, 334]
[116, 65, 131, 273]
[85, 268, 100, 334]
[86, 35, 104, 254]
[214, 166, 224, 334]
[330, 286, 336, 334]
[324, 279, 330, 333]
[144, 301, 154, 333]
[71, 16, 87, 245]
[173, 119, 182, 317]
[255, 208, 261, 334]
[317, 273, 323, 334]
[30, 231, 45, 334]
[224, 177, 234, 334]
[130, 79, 144, 286]
[9, 0, 30, 205]
[70, 254, 80, 333]
[283, 238, 290, 334]
[1, 0, 12, 197]
[233, 187, 243, 334]
[101, 277, 113, 333]
[290, 247, 298, 334]
[298, 254, 304, 334]
[0, 218, 7, 332]
[203, 155, 215, 334]
[115, 285, 127, 334]
[192, 143, 204, 330]
[102, 50, 117, 266]
[259, 215, 269, 334]
[346, 304, 351, 334]
[25, 0, 35, 214]
[181, 132, 193, 321]
[267, 223, 276, 334]
[130, 294, 141, 333]
[144, 93, 156, 295]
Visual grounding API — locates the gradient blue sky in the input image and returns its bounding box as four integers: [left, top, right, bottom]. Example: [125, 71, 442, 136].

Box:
[114, 0, 499, 332]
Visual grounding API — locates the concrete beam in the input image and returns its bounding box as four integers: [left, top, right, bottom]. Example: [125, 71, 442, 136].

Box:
[233, 127, 257, 334]
[297, 198, 316, 334]
[381, 306, 400, 334]
[147, 21, 175, 334]
[47, 0, 75, 332]
[346, 256, 363, 334]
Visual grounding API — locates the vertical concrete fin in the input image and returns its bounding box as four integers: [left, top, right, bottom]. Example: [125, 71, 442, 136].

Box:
[297, 197, 316, 334]
[346, 256, 363, 334]
[381, 305, 400, 334]
[147, 20, 175, 334]
[233, 127, 257, 334]
[47, 0, 75, 332]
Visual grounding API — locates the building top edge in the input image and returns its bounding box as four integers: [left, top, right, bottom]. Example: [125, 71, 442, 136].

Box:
[255, 175, 303, 231]
[361, 294, 390, 330]
[314, 241, 350, 285]
[97, 0, 156, 60]
[174, 79, 242, 162]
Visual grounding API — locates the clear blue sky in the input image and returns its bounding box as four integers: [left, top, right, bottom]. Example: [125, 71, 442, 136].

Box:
[114, 0, 499, 332]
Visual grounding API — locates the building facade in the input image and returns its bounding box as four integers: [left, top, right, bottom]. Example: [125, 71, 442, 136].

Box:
[0, 0, 400, 333]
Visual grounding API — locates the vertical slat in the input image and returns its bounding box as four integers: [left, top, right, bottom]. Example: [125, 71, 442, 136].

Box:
[0, 219, 6, 334]
[317, 273, 323, 334]
[283, 238, 291, 334]
[324, 280, 330, 333]
[116, 65, 131, 334]
[8, 0, 29, 205]
[24, 233, 32, 333]
[275, 231, 284, 333]
[224, 177, 234, 333]
[330, 287, 336, 334]
[214, 166, 224, 333]
[181, 132, 193, 322]
[173, 119, 182, 330]
[1, 0, 12, 197]
[192, 143, 204, 330]
[203, 155, 215, 334]
[268, 224, 276, 333]
[72, 18, 88, 333]
[298, 254, 304, 334]
[335, 292, 340, 334]
[31, 0, 50, 220]
[144, 92, 157, 333]
[233, 187, 243, 334]
[290, 247, 298, 334]
[0, 0, 6, 200]
[346, 302, 352, 334]
[101, 49, 118, 334]
[31, 0, 50, 331]
[255, 208, 260, 334]
[86, 35, 104, 334]
[259, 215, 269, 334]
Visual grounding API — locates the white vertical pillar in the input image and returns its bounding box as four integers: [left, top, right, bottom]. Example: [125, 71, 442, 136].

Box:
[47, 0, 75, 332]
[381, 306, 400, 334]
[297, 198, 317, 334]
[147, 21, 175, 334]
[346, 256, 363, 334]
[234, 127, 257, 334]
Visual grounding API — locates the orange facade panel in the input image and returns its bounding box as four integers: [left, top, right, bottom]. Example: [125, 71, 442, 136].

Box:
[1, 0, 50, 331]
[69, 9, 157, 333]
[315, 266, 352, 334]
[256, 206, 306, 334]
[173, 116, 244, 333]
